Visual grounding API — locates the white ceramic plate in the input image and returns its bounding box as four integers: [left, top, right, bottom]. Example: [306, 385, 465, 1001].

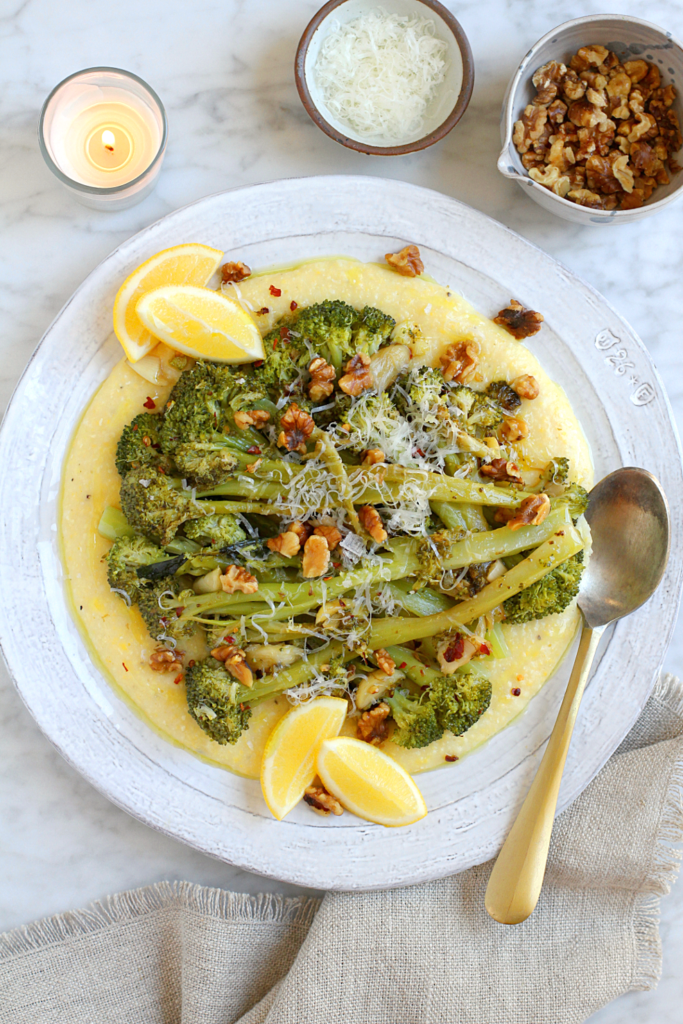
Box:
[1, 176, 681, 891]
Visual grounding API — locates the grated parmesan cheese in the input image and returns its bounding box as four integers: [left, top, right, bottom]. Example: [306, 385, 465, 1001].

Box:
[314, 7, 449, 142]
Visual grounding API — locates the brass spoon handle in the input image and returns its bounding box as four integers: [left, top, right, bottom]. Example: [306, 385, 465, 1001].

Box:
[485, 623, 606, 925]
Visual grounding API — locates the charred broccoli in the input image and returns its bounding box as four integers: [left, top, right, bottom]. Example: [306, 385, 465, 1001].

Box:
[183, 513, 247, 548]
[384, 689, 443, 749]
[185, 657, 252, 744]
[449, 385, 505, 436]
[137, 576, 195, 641]
[172, 440, 241, 489]
[352, 305, 396, 355]
[115, 413, 170, 477]
[485, 380, 522, 414]
[106, 534, 166, 602]
[552, 483, 589, 522]
[503, 551, 584, 624]
[295, 299, 356, 373]
[430, 665, 492, 736]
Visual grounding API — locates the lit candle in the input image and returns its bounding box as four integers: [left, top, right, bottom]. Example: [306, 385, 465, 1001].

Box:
[39, 68, 167, 210]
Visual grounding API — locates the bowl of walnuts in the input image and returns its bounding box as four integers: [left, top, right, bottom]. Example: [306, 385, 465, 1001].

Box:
[498, 14, 683, 224]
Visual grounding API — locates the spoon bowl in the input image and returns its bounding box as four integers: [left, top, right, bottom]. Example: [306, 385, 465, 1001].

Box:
[580, 467, 671, 629]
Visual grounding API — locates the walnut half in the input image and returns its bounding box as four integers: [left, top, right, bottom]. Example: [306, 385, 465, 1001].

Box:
[221, 261, 251, 283]
[303, 784, 344, 816]
[385, 244, 424, 277]
[357, 702, 391, 745]
[493, 300, 544, 340]
[277, 403, 315, 454]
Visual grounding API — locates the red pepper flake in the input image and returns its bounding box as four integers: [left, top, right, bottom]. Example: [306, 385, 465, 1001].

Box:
[511, 687, 521, 696]
[272, 338, 278, 350]
[188, 660, 196, 668]
[253, 359, 264, 368]
[132, 424, 139, 431]
[557, 530, 565, 536]
[399, 661, 407, 669]
[290, 300, 298, 311]
[480, 643, 492, 656]
[172, 673, 183, 685]
[256, 306, 269, 315]
[224, 635, 235, 644]
[122, 662, 128, 672]
[158, 465, 166, 474]
[445, 754, 458, 762]
[269, 285, 282, 297]
[332, 561, 341, 568]
[246, 445, 261, 455]
[414, 447, 425, 457]
[323, 575, 333, 581]
[143, 396, 156, 409]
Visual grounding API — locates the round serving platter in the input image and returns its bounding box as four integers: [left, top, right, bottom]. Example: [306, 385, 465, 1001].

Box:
[1, 175, 681, 890]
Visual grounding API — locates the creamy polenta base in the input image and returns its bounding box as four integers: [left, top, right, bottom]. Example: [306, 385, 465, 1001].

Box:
[60, 257, 592, 778]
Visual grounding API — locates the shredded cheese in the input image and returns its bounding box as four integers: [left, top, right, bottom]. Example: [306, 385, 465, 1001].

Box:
[314, 7, 449, 142]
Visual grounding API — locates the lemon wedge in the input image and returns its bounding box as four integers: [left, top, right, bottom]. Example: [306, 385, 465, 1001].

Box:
[113, 243, 223, 362]
[135, 285, 264, 364]
[316, 736, 427, 827]
[260, 697, 348, 820]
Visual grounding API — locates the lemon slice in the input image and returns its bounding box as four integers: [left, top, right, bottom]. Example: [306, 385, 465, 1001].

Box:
[261, 697, 348, 820]
[113, 243, 223, 362]
[135, 285, 264, 364]
[316, 736, 427, 827]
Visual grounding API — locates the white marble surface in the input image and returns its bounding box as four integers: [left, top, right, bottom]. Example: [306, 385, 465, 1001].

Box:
[0, 0, 682, 1019]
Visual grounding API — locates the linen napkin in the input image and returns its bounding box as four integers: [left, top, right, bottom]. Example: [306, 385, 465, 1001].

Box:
[1, 673, 682, 1024]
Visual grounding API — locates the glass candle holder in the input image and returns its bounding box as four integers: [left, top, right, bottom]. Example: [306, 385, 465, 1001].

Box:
[39, 67, 167, 211]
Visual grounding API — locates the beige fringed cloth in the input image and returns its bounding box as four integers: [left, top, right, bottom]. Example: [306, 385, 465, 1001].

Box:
[2, 673, 683, 1024]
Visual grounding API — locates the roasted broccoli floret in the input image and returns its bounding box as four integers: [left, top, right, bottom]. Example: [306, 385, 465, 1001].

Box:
[416, 530, 465, 589]
[344, 391, 404, 452]
[384, 689, 443, 749]
[503, 551, 584, 624]
[253, 330, 307, 394]
[352, 305, 396, 355]
[540, 457, 570, 490]
[404, 366, 446, 411]
[553, 483, 589, 522]
[449, 384, 505, 436]
[172, 440, 241, 489]
[106, 534, 167, 602]
[183, 514, 247, 548]
[160, 362, 267, 453]
[115, 413, 170, 477]
[295, 299, 357, 373]
[430, 665, 493, 736]
[486, 380, 522, 414]
[137, 576, 195, 641]
[185, 656, 251, 744]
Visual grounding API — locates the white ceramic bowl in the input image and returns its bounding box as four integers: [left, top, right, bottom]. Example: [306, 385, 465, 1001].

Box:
[498, 15, 683, 225]
[295, 0, 474, 155]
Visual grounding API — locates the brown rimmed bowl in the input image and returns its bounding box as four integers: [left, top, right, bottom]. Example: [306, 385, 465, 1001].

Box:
[295, 0, 474, 155]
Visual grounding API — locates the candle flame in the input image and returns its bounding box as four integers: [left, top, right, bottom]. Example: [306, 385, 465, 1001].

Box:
[102, 129, 116, 150]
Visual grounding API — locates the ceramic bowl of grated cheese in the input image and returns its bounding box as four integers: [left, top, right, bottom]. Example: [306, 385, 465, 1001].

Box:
[295, 0, 474, 155]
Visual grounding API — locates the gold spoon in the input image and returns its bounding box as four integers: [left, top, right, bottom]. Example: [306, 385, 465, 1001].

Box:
[485, 467, 670, 925]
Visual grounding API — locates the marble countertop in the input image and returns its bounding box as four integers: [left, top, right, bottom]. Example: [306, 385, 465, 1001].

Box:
[1, 0, 682, 1019]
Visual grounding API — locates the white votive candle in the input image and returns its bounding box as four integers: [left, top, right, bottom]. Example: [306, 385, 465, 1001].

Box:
[39, 68, 167, 211]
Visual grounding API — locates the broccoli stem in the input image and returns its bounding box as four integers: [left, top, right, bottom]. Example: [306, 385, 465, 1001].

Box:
[314, 430, 363, 535]
[233, 641, 351, 706]
[382, 580, 453, 615]
[98, 506, 135, 541]
[458, 503, 490, 532]
[349, 467, 534, 506]
[386, 646, 440, 686]
[369, 525, 585, 648]
[430, 501, 467, 532]
[484, 622, 511, 659]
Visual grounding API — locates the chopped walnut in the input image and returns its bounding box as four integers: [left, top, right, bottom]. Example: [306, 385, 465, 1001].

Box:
[211, 643, 253, 688]
[374, 648, 396, 676]
[303, 784, 344, 816]
[339, 353, 373, 396]
[302, 534, 330, 578]
[358, 505, 387, 544]
[357, 702, 391, 745]
[219, 565, 259, 595]
[385, 244, 424, 277]
[623, 59, 650, 84]
[562, 69, 587, 102]
[578, 44, 610, 67]
[439, 340, 480, 383]
[289, 520, 313, 545]
[233, 409, 270, 431]
[513, 103, 548, 153]
[221, 261, 251, 283]
[149, 647, 183, 673]
[532, 60, 567, 105]
[585, 154, 620, 193]
[479, 459, 523, 483]
[511, 374, 539, 400]
[313, 524, 342, 551]
[568, 187, 605, 208]
[628, 111, 658, 143]
[611, 152, 634, 192]
[493, 299, 544, 340]
[529, 164, 562, 188]
[266, 530, 301, 558]
[308, 356, 336, 402]
[499, 417, 529, 443]
[361, 448, 386, 468]
[547, 98, 568, 124]
[505, 493, 552, 531]
[277, 403, 315, 454]
[568, 99, 602, 128]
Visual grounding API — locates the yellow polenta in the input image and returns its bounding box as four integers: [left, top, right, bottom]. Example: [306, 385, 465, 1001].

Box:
[60, 258, 592, 778]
